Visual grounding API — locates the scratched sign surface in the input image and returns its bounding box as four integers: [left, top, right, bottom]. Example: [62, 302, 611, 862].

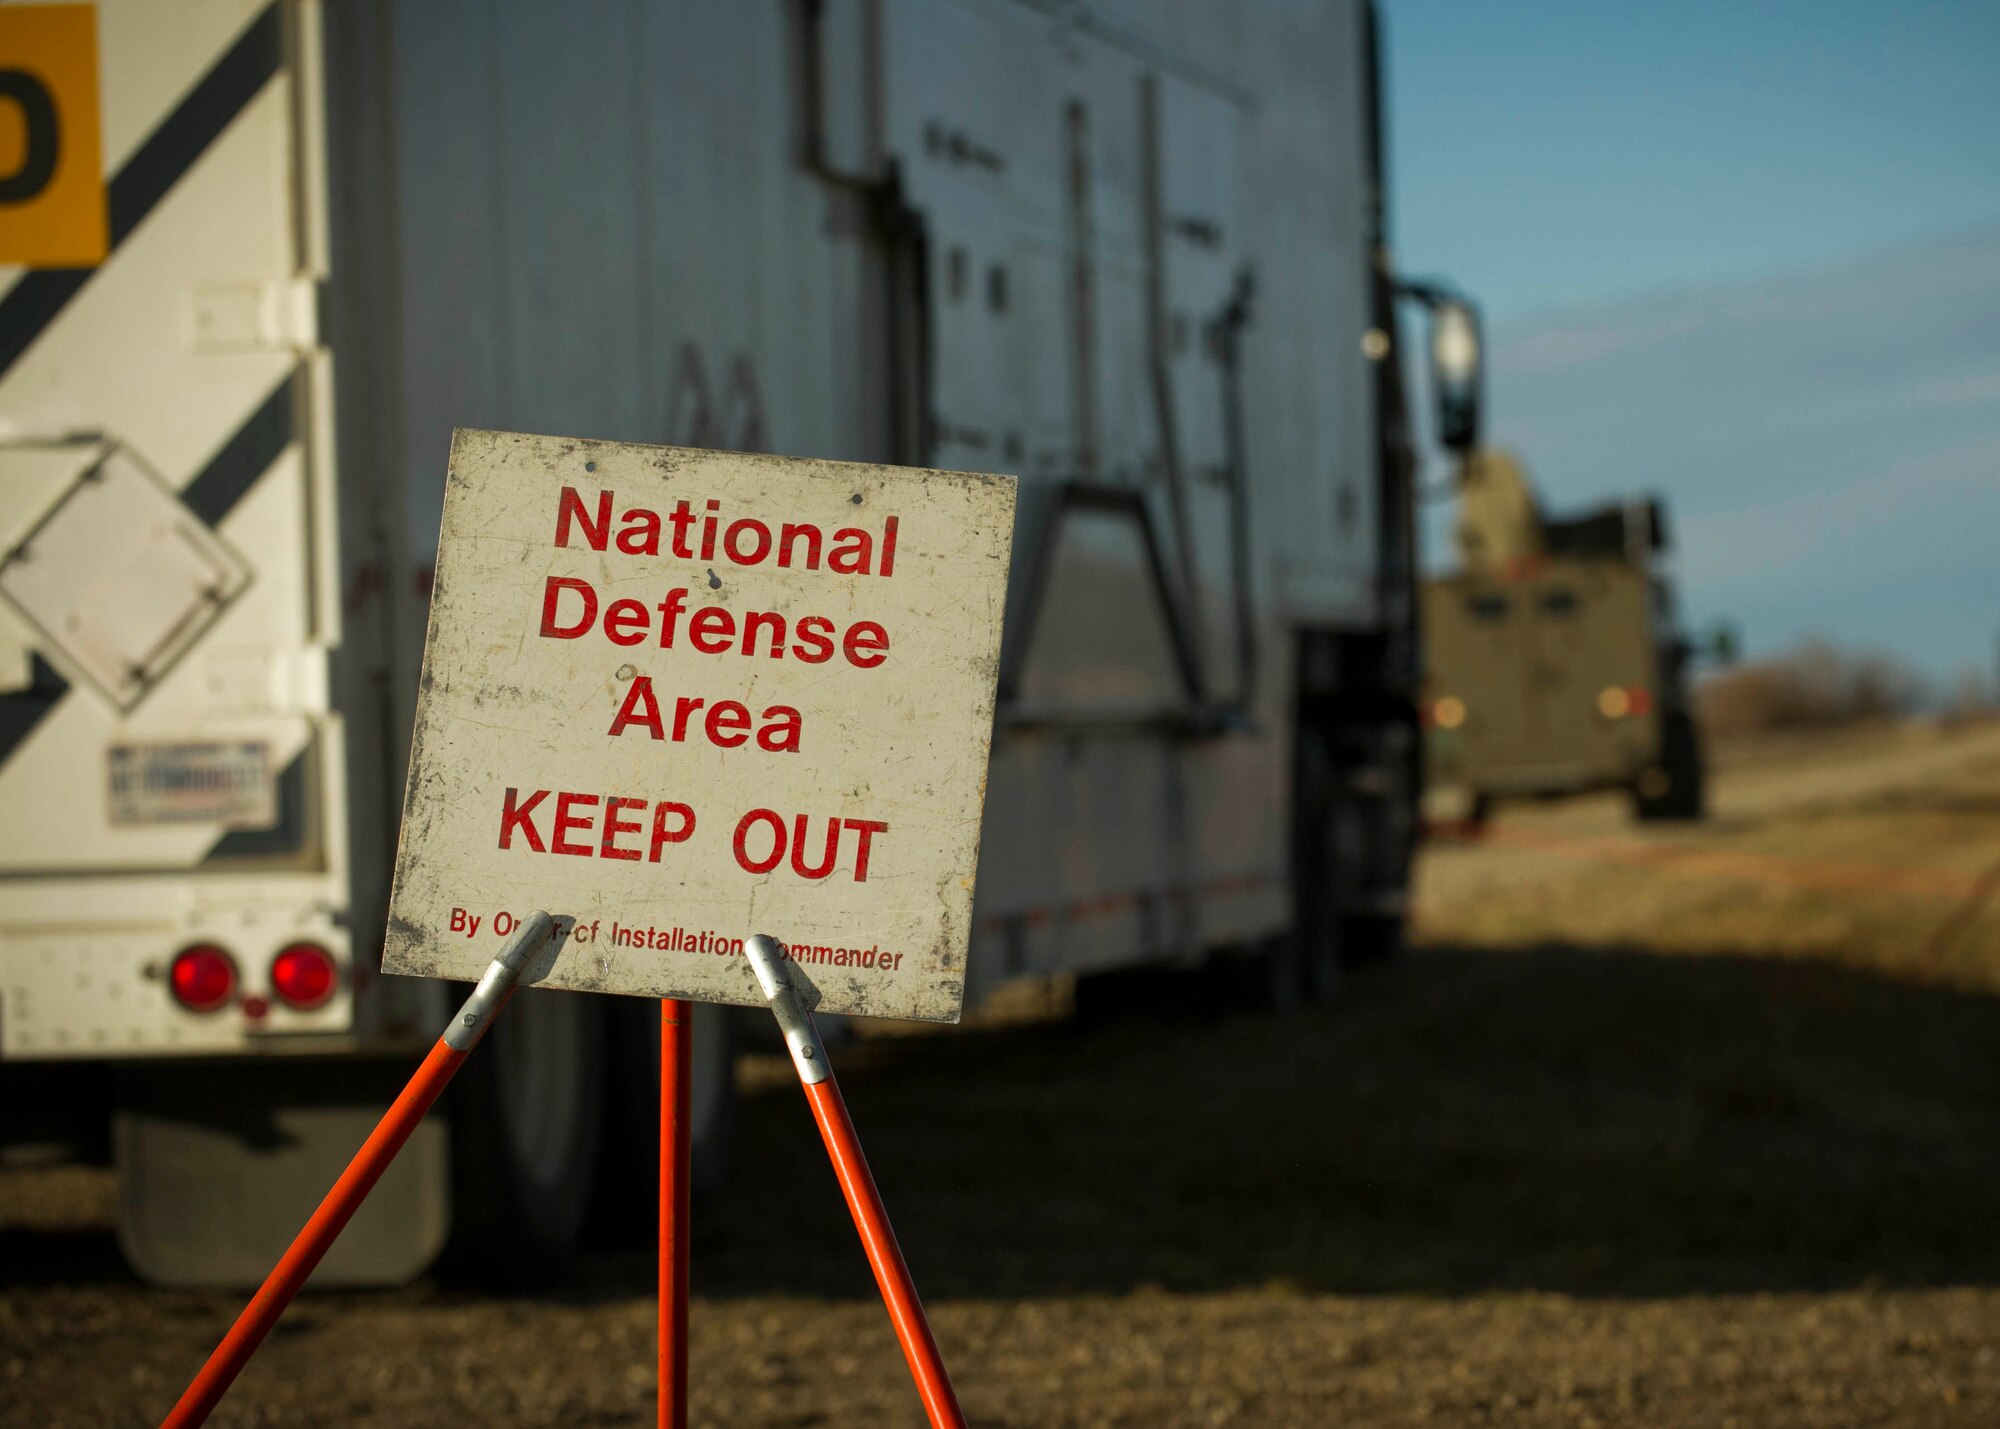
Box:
[384, 431, 1016, 1022]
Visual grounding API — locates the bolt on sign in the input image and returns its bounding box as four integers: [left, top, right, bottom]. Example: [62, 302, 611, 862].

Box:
[0, 4, 108, 267]
[384, 432, 1017, 1022]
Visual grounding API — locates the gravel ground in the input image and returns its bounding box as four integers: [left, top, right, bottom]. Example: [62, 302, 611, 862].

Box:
[10, 1278, 1994, 1426]
[5, 722, 2000, 1426]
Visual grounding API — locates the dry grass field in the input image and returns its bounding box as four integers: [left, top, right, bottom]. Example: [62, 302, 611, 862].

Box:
[1418, 717, 2000, 985]
[5, 719, 1999, 1426]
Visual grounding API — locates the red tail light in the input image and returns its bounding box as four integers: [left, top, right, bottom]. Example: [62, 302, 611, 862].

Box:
[169, 945, 238, 1013]
[270, 942, 338, 1010]
[1626, 685, 1654, 717]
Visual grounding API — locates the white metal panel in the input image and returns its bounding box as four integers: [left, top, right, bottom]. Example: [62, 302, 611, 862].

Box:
[884, 0, 1058, 477]
[0, 0, 355, 1058]
[0, 440, 320, 873]
[0, 446, 253, 709]
[380, 0, 875, 742]
[1233, 0, 1378, 624]
[880, 0, 1367, 964]
[0, 909, 352, 1059]
[1013, 509, 1184, 712]
[364, 0, 1379, 1012]
[0, 78, 297, 461]
[0, 0, 1395, 1063]
[0, 0, 273, 297]
[88, 0, 274, 173]
[1156, 72, 1249, 693]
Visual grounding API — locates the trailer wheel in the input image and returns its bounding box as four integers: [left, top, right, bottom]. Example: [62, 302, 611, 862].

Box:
[1633, 712, 1706, 822]
[593, 998, 738, 1232]
[1286, 731, 1346, 1006]
[1249, 928, 1309, 1013]
[445, 985, 606, 1284]
[1343, 721, 1417, 965]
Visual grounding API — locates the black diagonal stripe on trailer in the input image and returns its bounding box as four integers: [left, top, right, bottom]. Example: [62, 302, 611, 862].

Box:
[0, 655, 70, 763]
[0, 3, 282, 383]
[181, 376, 294, 524]
[202, 747, 309, 864]
[0, 371, 295, 763]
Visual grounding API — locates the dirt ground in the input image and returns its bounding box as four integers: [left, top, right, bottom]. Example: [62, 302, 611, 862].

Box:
[6, 719, 2000, 1426]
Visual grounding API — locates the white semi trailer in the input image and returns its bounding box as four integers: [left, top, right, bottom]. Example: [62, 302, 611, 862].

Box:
[0, 0, 1449, 1285]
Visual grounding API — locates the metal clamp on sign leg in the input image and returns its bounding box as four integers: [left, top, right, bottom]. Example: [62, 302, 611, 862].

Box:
[744, 933, 830, 1084]
[445, 909, 559, 1051]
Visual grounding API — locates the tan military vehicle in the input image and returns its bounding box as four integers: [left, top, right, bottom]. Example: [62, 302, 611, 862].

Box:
[1419, 447, 1705, 823]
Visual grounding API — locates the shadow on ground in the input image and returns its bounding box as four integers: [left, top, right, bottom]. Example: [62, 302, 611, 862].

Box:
[0, 1227, 128, 1287]
[672, 942, 2000, 1303]
[11, 941, 1999, 1309]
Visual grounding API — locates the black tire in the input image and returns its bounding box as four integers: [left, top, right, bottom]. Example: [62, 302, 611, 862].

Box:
[445, 985, 606, 1285]
[1634, 711, 1706, 821]
[1074, 961, 1214, 1023]
[1252, 928, 1311, 1014]
[592, 999, 739, 1239]
[1344, 720, 1418, 966]
[1343, 912, 1405, 967]
[1290, 730, 1346, 1006]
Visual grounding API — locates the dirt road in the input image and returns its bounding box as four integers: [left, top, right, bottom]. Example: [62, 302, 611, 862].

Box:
[1417, 718, 2000, 983]
[6, 721, 1999, 1426]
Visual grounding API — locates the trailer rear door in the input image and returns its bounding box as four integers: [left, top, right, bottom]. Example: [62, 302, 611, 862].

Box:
[0, 0, 353, 1058]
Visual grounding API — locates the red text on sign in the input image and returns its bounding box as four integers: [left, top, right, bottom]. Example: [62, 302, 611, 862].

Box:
[554, 486, 898, 577]
[731, 810, 889, 882]
[498, 787, 696, 862]
[606, 676, 802, 752]
[541, 578, 888, 669]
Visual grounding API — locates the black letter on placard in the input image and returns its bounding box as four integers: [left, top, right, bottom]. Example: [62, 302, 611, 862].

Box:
[0, 71, 60, 205]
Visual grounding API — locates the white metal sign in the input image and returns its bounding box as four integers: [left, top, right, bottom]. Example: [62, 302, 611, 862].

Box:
[383, 431, 1015, 1022]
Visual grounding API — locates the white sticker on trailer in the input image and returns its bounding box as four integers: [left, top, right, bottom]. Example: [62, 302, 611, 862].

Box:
[382, 431, 1016, 1023]
[106, 740, 276, 827]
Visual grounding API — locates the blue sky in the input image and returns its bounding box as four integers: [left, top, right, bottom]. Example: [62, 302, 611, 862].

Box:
[1384, 0, 2000, 320]
[1384, 1, 2000, 687]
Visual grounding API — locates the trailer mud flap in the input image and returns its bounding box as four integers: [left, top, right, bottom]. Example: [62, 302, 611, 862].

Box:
[113, 1059, 448, 1289]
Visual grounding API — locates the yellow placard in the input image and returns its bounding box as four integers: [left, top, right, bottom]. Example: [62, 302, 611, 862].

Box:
[0, 4, 107, 267]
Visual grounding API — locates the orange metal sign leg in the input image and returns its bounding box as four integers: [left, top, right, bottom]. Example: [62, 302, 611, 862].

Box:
[740, 933, 965, 1429]
[802, 1075, 967, 1429]
[658, 998, 692, 1429]
[159, 911, 560, 1429]
[159, 1038, 472, 1429]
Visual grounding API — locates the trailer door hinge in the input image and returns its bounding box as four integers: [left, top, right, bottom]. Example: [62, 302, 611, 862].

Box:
[187, 278, 320, 354]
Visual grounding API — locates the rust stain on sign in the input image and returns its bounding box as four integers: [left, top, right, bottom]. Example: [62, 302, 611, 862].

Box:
[383, 430, 1016, 1022]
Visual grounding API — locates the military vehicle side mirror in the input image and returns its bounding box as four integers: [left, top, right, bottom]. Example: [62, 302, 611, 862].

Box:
[1429, 297, 1483, 453]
